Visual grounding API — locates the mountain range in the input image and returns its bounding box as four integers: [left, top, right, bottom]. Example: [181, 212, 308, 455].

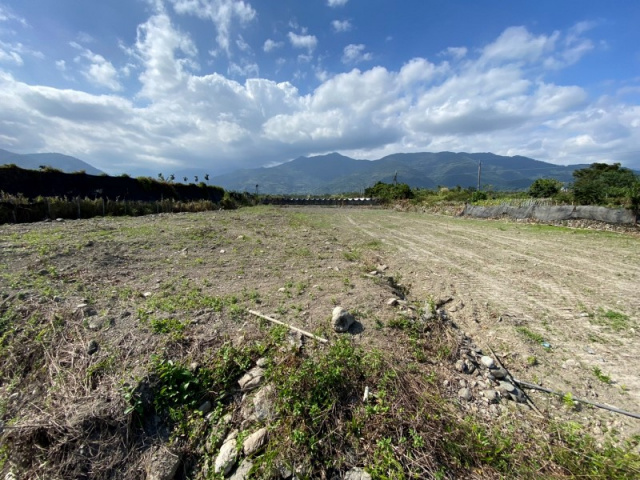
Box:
[0, 148, 603, 193]
[210, 152, 589, 194]
[0, 148, 103, 176]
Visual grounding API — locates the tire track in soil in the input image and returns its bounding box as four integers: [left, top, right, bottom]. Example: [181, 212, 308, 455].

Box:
[341, 210, 640, 427]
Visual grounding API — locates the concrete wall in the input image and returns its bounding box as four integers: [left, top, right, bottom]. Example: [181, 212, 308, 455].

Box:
[463, 204, 637, 225]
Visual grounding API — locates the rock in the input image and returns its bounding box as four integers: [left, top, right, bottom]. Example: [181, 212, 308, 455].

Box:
[214, 432, 239, 475]
[377, 264, 388, 271]
[87, 340, 99, 355]
[332, 306, 355, 333]
[344, 467, 372, 480]
[256, 357, 268, 368]
[386, 298, 399, 306]
[454, 359, 466, 372]
[229, 460, 253, 480]
[483, 390, 499, 404]
[489, 367, 508, 380]
[458, 388, 472, 401]
[199, 401, 212, 414]
[87, 317, 104, 330]
[480, 356, 495, 369]
[435, 296, 453, 308]
[253, 384, 276, 422]
[498, 381, 515, 394]
[147, 446, 181, 480]
[238, 367, 265, 390]
[82, 306, 98, 317]
[243, 427, 268, 455]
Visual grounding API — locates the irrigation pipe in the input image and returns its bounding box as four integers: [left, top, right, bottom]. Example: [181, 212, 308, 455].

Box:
[513, 379, 640, 420]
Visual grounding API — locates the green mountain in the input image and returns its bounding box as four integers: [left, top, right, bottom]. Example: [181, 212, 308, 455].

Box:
[212, 152, 588, 194]
[0, 149, 104, 175]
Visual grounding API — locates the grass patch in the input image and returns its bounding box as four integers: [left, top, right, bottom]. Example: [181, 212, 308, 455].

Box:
[516, 326, 545, 344]
[589, 309, 632, 332]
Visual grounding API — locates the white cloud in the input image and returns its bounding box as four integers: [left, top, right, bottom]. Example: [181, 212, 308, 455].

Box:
[342, 44, 372, 64]
[133, 13, 198, 99]
[331, 20, 352, 32]
[71, 42, 122, 91]
[169, 0, 256, 55]
[288, 32, 317, 52]
[263, 38, 283, 52]
[440, 46, 467, 60]
[55, 60, 66, 71]
[228, 60, 258, 77]
[0, 5, 27, 26]
[1, 22, 639, 175]
[327, 0, 348, 7]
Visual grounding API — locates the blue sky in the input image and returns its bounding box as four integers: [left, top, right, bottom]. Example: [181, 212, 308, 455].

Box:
[0, 0, 639, 176]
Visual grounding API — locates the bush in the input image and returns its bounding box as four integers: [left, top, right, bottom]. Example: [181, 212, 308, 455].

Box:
[529, 178, 562, 198]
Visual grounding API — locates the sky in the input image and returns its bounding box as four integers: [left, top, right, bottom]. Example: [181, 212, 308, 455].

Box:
[0, 0, 639, 177]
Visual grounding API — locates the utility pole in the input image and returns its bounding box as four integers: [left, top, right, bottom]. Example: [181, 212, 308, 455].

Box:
[477, 161, 482, 191]
[393, 171, 398, 186]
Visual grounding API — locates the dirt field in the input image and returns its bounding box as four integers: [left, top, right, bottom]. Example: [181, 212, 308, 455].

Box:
[340, 208, 640, 431]
[1, 205, 639, 477]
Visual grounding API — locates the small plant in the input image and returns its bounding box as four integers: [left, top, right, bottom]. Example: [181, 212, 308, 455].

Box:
[592, 366, 611, 384]
[516, 326, 545, 345]
[562, 392, 576, 410]
[526, 356, 538, 366]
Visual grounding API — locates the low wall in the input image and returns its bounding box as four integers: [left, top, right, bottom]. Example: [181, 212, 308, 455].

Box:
[263, 197, 378, 206]
[463, 204, 637, 225]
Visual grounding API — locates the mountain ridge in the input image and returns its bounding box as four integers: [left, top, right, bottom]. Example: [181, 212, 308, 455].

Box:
[211, 151, 593, 194]
[0, 149, 104, 175]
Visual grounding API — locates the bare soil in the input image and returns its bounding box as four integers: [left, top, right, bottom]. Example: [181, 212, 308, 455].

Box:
[1, 206, 639, 477]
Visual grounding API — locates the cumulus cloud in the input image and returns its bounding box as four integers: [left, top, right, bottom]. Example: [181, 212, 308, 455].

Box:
[331, 20, 352, 32]
[169, 0, 256, 55]
[263, 38, 283, 52]
[342, 44, 372, 64]
[133, 12, 199, 99]
[288, 32, 317, 52]
[71, 42, 122, 91]
[1, 20, 638, 175]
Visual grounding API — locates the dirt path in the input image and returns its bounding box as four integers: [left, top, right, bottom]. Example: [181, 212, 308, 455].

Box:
[339, 209, 640, 433]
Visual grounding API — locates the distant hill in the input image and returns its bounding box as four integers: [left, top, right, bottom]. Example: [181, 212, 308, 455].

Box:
[212, 152, 590, 194]
[0, 149, 103, 175]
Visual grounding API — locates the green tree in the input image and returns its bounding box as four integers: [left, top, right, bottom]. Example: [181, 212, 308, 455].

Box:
[528, 178, 562, 198]
[572, 163, 637, 205]
[365, 181, 414, 203]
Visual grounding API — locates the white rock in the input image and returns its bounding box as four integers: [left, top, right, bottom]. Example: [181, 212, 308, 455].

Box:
[243, 427, 268, 455]
[238, 367, 265, 390]
[147, 447, 181, 480]
[344, 467, 372, 480]
[214, 436, 238, 475]
[229, 460, 253, 480]
[332, 306, 355, 332]
[480, 356, 495, 369]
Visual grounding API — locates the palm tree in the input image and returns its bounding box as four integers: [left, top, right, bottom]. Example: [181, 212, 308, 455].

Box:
[204, 173, 210, 183]
[183, 176, 188, 183]
[158, 173, 164, 182]
[194, 175, 199, 183]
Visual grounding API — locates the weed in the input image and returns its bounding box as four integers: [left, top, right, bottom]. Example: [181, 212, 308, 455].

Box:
[592, 366, 611, 384]
[515, 326, 545, 344]
[589, 309, 631, 332]
[526, 356, 538, 366]
[343, 249, 361, 262]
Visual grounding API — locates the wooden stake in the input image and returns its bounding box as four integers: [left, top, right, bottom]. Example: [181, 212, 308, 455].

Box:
[247, 309, 329, 344]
